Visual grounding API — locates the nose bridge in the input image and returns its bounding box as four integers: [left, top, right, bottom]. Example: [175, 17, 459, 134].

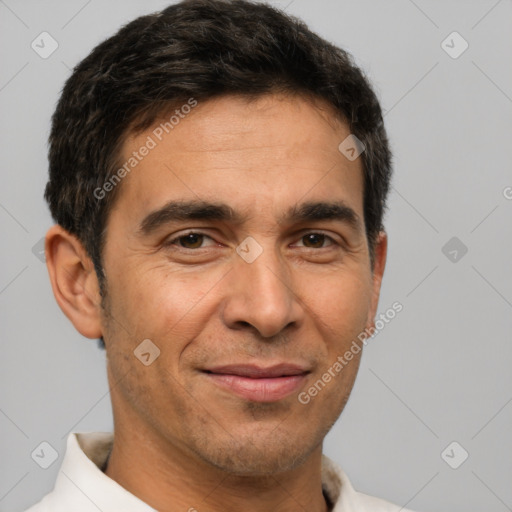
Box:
[222, 239, 302, 338]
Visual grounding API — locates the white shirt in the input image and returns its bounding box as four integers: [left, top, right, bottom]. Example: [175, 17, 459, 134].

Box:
[24, 432, 415, 512]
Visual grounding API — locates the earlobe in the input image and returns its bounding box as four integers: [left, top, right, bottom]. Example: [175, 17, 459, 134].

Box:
[45, 225, 104, 339]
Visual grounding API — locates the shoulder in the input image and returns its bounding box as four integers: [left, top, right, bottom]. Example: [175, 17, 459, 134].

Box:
[21, 496, 49, 512]
[322, 455, 417, 512]
[355, 491, 416, 512]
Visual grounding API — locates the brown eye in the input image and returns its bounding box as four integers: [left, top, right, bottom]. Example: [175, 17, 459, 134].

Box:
[301, 233, 328, 248]
[176, 233, 205, 249]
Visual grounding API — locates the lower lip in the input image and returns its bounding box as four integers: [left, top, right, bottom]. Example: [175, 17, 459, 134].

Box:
[205, 373, 307, 402]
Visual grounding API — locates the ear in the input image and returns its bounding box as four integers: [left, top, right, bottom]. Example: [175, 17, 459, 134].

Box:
[366, 231, 388, 328]
[45, 225, 103, 339]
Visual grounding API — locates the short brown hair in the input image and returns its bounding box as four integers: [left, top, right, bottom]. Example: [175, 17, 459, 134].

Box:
[45, 0, 391, 296]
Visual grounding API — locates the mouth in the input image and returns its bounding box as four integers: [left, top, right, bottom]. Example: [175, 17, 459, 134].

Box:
[202, 363, 310, 403]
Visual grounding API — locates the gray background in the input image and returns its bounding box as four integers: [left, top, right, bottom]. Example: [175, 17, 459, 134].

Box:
[1, 1, 511, 511]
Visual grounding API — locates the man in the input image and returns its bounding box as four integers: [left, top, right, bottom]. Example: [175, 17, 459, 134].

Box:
[25, 0, 414, 510]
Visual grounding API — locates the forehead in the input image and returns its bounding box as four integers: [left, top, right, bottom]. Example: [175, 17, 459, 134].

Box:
[110, 93, 364, 230]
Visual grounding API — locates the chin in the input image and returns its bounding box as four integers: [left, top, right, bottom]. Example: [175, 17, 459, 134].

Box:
[188, 427, 319, 476]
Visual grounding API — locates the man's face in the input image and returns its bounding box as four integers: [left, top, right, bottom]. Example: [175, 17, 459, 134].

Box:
[100, 93, 385, 475]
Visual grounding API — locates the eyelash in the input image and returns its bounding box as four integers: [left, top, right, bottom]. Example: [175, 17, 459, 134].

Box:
[164, 231, 339, 250]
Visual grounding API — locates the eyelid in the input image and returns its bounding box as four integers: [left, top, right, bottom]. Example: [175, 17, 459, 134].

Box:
[164, 229, 341, 250]
[290, 230, 340, 248]
[164, 230, 217, 248]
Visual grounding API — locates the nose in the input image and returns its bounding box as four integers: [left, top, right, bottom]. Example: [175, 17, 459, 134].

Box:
[221, 244, 304, 339]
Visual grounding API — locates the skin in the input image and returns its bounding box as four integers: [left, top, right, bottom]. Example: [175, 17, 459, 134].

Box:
[45, 93, 387, 512]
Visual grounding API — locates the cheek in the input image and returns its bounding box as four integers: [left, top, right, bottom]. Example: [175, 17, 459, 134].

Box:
[303, 268, 372, 343]
[109, 263, 228, 349]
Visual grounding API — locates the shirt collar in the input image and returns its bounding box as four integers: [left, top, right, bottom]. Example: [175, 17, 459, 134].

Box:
[46, 432, 156, 511]
[32, 432, 407, 512]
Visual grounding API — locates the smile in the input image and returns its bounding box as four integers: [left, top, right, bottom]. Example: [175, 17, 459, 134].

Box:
[202, 364, 310, 402]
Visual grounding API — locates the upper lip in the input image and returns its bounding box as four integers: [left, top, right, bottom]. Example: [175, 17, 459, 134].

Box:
[203, 363, 310, 378]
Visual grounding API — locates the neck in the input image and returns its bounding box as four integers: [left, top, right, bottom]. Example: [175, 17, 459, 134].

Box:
[104, 422, 330, 512]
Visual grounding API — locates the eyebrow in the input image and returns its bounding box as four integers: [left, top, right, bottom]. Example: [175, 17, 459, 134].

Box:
[137, 199, 361, 236]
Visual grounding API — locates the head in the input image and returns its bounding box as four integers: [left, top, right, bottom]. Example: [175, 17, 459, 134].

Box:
[45, 0, 391, 476]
